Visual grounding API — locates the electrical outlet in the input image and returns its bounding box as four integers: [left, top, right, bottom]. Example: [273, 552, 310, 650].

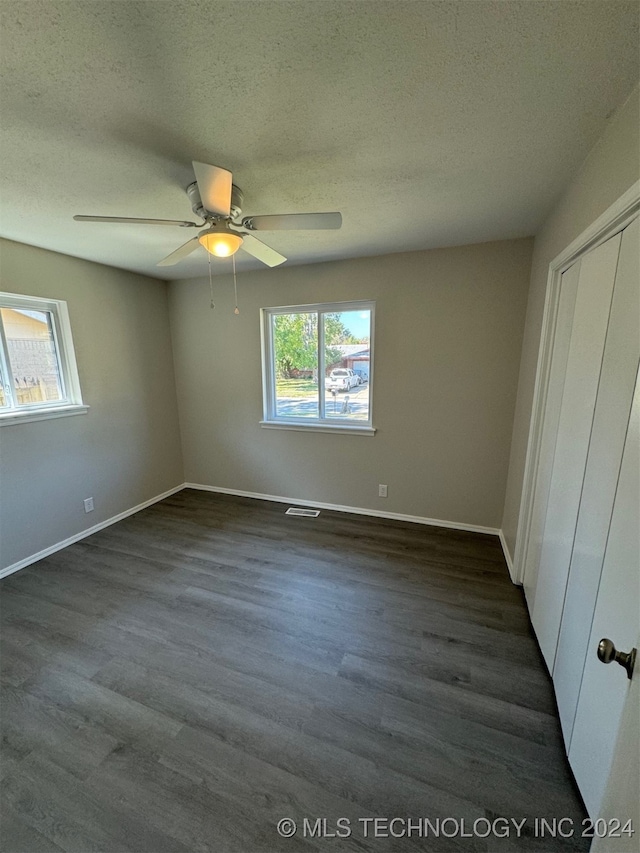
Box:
[83, 497, 94, 513]
[378, 484, 388, 498]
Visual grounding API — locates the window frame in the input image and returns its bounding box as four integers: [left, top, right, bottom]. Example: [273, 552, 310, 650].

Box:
[260, 299, 375, 435]
[0, 291, 88, 426]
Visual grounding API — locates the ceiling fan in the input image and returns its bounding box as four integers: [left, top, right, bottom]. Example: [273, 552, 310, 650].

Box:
[74, 162, 342, 268]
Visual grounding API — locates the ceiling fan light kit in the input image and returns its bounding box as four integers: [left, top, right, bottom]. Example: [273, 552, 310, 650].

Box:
[198, 225, 243, 258]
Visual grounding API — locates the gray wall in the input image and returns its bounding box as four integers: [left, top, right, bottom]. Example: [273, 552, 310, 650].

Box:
[0, 239, 184, 571]
[501, 84, 640, 561]
[169, 238, 533, 529]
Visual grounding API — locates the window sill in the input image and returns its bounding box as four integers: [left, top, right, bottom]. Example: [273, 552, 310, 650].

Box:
[260, 420, 376, 436]
[0, 404, 90, 427]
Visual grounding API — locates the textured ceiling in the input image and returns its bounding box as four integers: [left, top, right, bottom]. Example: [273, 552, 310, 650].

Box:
[0, 1, 638, 280]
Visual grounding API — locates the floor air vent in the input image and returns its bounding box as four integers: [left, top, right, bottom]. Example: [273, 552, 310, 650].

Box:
[285, 507, 320, 517]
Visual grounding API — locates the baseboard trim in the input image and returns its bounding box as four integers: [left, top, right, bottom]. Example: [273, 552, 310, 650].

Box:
[1, 482, 516, 582]
[499, 530, 519, 585]
[184, 482, 501, 537]
[0, 484, 185, 580]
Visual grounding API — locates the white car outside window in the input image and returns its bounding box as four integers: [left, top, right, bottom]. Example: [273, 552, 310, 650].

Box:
[327, 369, 358, 390]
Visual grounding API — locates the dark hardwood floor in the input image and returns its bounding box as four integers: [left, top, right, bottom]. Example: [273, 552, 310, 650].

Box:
[1, 489, 588, 852]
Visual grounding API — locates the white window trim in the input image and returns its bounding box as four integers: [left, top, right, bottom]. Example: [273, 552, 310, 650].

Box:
[0, 291, 88, 426]
[259, 420, 375, 436]
[261, 299, 375, 434]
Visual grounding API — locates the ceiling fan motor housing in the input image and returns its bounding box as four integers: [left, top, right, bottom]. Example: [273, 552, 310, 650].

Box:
[186, 181, 243, 221]
[229, 185, 244, 220]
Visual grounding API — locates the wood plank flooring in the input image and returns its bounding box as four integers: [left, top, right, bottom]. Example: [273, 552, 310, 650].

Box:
[1, 489, 588, 852]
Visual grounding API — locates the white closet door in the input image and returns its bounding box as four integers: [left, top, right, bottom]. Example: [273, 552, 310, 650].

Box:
[523, 260, 581, 611]
[531, 231, 621, 670]
[569, 365, 640, 817]
[554, 218, 640, 741]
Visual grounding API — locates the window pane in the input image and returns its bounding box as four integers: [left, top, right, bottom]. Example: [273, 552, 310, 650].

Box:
[324, 310, 371, 422]
[1, 308, 64, 405]
[0, 363, 8, 407]
[272, 312, 319, 418]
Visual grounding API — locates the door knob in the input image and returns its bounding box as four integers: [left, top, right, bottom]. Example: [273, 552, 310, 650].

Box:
[597, 638, 637, 680]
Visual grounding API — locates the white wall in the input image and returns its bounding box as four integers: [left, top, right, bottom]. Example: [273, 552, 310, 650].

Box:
[501, 84, 640, 562]
[0, 239, 184, 572]
[169, 238, 532, 530]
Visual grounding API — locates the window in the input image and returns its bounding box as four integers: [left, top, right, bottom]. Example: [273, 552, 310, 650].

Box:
[261, 300, 374, 434]
[0, 292, 87, 425]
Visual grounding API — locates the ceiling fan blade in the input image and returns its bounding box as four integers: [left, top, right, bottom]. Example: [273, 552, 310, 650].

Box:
[192, 161, 232, 217]
[157, 237, 200, 266]
[240, 234, 287, 267]
[241, 212, 342, 231]
[74, 215, 198, 227]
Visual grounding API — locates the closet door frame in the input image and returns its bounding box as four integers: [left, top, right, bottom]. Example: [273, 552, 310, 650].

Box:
[513, 179, 640, 590]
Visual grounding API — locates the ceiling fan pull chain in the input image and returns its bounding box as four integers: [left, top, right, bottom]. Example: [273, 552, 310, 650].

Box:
[233, 253, 240, 315]
[208, 253, 215, 309]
